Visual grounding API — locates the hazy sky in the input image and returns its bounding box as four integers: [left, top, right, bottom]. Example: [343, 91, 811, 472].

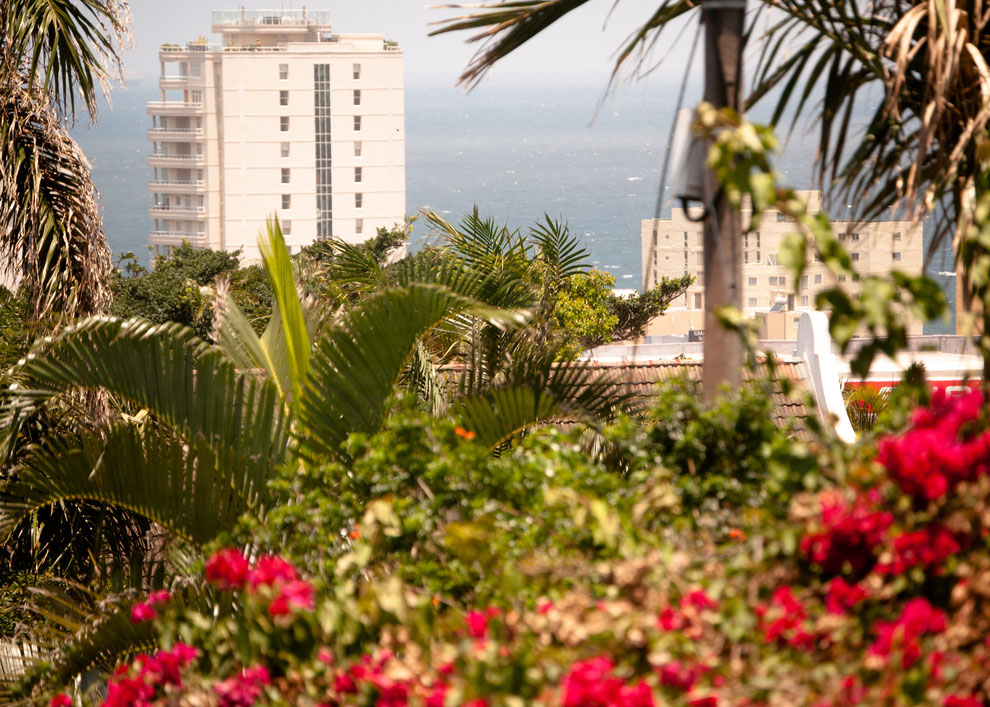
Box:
[122, 1, 694, 90]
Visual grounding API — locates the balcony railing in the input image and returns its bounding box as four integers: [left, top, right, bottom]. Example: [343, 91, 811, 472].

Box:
[149, 231, 207, 240]
[211, 8, 331, 26]
[149, 179, 204, 186]
[148, 127, 200, 134]
[150, 205, 205, 213]
[149, 153, 203, 161]
[147, 102, 202, 114]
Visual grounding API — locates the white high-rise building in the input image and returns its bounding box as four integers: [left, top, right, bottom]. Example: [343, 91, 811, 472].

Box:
[148, 9, 405, 260]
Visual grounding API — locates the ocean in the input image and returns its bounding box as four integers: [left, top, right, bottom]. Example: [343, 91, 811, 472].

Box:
[70, 83, 956, 333]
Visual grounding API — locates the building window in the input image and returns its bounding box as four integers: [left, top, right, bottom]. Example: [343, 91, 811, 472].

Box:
[801, 295, 809, 306]
[191, 63, 201, 77]
[355, 218, 363, 235]
[353, 89, 361, 105]
[756, 251, 761, 261]
[354, 167, 362, 182]
[282, 220, 291, 235]
[694, 293, 702, 309]
[769, 276, 778, 285]
[280, 116, 289, 132]
[190, 90, 202, 104]
[279, 90, 289, 106]
[748, 277, 757, 286]
[281, 168, 290, 184]
[838, 233, 846, 241]
[281, 194, 291, 209]
[851, 232, 860, 241]
[355, 193, 363, 208]
[354, 141, 362, 157]
[800, 275, 808, 288]
[814, 274, 822, 284]
[353, 63, 361, 79]
[838, 275, 846, 282]
[281, 142, 290, 158]
[851, 252, 860, 261]
[744, 251, 749, 264]
[314, 63, 332, 238]
[354, 115, 362, 131]
[748, 298, 757, 307]
[893, 231, 902, 240]
[893, 251, 901, 260]
[279, 64, 288, 80]
[779, 277, 786, 287]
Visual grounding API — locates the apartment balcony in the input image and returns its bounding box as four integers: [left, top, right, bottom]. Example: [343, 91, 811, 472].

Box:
[146, 101, 203, 117]
[148, 152, 204, 168]
[146, 127, 202, 141]
[148, 179, 206, 194]
[149, 231, 207, 245]
[149, 205, 205, 218]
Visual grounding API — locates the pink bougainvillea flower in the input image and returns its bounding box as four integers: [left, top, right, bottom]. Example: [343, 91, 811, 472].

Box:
[681, 588, 718, 611]
[944, 696, 982, 707]
[147, 589, 171, 605]
[657, 660, 698, 692]
[466, 610, 489, 639]
[824, 577, 869, 615]
[877, 389, 990, 501]
[214, 665, 271, 707]
[687, 697, 719, 707]
[800, 491, 893, 576]
[248, 555, 299, 590]
[267, 579, 315, 617]
[129, 602, 156, 624]
[205, 548, 250, 590]
[878, 525, 962, 575]
[561, 656, 654, 707]
[868, 597, 946, 668]
[49, 695, 72, 707]
[658, 606, 686, 631]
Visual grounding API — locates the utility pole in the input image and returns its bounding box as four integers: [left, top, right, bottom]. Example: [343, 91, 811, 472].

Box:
[701, 0, 746, 400]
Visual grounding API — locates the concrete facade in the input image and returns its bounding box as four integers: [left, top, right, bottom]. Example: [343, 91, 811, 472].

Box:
[148, 9, 405, 260]
[641, 191, 925, 339]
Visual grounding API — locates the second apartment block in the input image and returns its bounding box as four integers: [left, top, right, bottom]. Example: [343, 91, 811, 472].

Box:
[641, 191, 925, 338]
[148, 9, 405, 260]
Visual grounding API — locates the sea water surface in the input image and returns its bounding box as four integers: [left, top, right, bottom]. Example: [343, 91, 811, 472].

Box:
[71, 83, 955, 332]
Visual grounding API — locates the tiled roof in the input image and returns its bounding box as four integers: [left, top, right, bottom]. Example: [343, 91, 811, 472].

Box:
[440, 359, 815, 440]
[574, 360, 813, 437]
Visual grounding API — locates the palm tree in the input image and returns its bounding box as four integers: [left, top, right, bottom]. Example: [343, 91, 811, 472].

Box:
[0, 220, 634, 691]
[0, 0, 129, 320]
[431, 1, 990, 368]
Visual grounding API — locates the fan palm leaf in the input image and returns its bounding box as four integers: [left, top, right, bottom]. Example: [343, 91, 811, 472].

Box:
[298, 283, 529, 460]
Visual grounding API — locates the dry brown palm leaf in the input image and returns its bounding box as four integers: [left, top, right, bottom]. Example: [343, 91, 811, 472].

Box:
[0, 83, 111, 319]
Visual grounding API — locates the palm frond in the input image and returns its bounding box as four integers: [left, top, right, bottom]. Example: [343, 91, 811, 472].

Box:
[0, 84, 111, 319]
[0, 317, 290, 497]
[3, 0, 131, 120]
[449, 347, 636, 449]
[259, 218, 310, 407]
[298, 283, 528, 460]
[0, 423, 263, 548]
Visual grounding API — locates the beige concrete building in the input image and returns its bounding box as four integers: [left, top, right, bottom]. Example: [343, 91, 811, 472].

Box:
[148, 9, 405, 260]
[641, 191, 924, 339]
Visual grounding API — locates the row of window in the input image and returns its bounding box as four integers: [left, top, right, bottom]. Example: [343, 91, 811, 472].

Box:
[278, 142, 363, 158]
[277, 167, 361, 184]
[278, 63, 362, 80]
[270, 218, 365, 236]
[278, 89, 361, 106]
[280, 115, 364, 132]
[280, 193, 364, 209]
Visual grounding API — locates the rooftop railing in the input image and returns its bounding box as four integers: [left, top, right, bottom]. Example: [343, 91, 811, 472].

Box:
[147, 127, 201, 134]
[211, 9, 331, 26]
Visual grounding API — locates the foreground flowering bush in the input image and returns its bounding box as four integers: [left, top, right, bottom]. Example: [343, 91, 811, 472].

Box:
[34, 389, 990, 704]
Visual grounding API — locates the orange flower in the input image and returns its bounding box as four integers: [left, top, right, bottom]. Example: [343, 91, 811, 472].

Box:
[728, 528, 747, 541]
[454, 427, 476, 440]
[348, 529, 361, 540]
[432, 596, 441, 607]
